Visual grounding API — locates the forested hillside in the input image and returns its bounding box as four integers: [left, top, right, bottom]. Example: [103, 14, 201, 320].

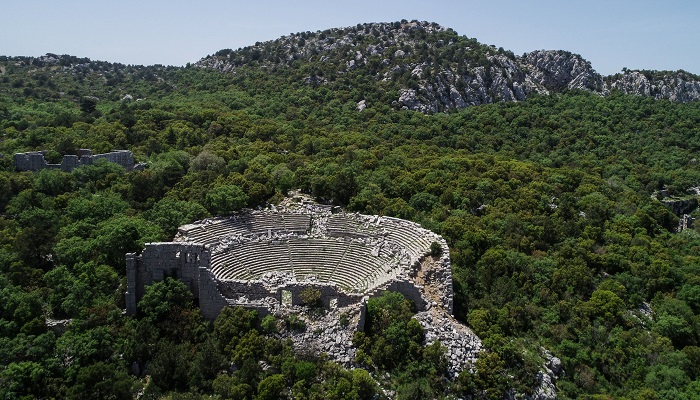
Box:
[1, 20, 700, 399]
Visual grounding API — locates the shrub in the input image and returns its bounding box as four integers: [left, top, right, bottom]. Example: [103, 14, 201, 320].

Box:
[339, 312, 350, 327]
[204, 184, 248, 215]
[260, 315, 278, 334]
[299, 287, 322, 307]
[430, 241, 443, 257]
[286, 314, 306, 331]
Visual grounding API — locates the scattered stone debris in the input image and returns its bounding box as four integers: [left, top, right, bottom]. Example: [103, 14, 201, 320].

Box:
[275, 303, 363, 367]
[414, 310, 481, 377]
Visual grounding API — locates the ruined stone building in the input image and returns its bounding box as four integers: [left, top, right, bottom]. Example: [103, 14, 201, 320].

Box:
[125, 196, 454, 323]
[14, 149, 142, 172]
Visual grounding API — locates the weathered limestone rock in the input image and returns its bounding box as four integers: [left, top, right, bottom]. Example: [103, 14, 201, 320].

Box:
[607, 70, 700, 102]
[45, 318, 71, 335]
[522, 50, 603, 92]
[398, 89, 421, 111]
[678, 214, 695, 232]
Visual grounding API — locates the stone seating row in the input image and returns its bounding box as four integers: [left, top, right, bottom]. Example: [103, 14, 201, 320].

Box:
[208, 237, 402, 293]
[288, 240, 348, 282]
[210, 251, 250, 280]
[347, 252, 400, 292]
[326, 215, 376, 237]
[246, 214, 286, 234]
[187, 219, 249, 242]
[212, 242, 289, 280]
[381, 219, 434, 256]
[213, 240, 340, 280]
[189, 213, 434, 264]
[236, 241, 293, 276]
[339, 243, 390, 276]
[187, 213, 312, 244]
[281, 214, 312, 232]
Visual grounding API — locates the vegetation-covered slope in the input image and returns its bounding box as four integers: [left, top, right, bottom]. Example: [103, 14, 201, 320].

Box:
[199, 20, 700, 112]
[1, 21, 700, 399]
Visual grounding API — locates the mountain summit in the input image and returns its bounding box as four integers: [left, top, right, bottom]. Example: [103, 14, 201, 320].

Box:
[197, 20, 700, 112]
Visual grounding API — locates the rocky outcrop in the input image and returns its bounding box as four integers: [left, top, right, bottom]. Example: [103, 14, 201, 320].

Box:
[390, 58, 538, 112]
[522, 50, 603, 92]
[45, 318, 71, 335]
[606, 70, 700, 102]
[503, 349, 562, 400]
[526, 350, 562, 400]
[662, 197, 698, 216]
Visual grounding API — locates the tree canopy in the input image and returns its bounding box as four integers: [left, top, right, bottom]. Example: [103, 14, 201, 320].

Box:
[1, 48, 700, 398]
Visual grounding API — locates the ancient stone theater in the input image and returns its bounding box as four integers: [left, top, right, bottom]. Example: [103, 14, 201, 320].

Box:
[125, 194, 454, 322]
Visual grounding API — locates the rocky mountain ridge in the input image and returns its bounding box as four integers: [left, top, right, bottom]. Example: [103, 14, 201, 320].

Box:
[3, 20, 699, 114]
[197, 20, 700, 113]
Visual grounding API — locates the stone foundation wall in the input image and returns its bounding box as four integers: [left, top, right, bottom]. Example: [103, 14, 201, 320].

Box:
[217, 279, 364, 309]
[436, 237, 454, 314]
[125, 253, 138, 315]
[369, 278, 428, 311]
[13, 152, 50, 172]
[198, 268, 229, 320]
[83, 150, 136, 169]
[281, 283, 363, 308]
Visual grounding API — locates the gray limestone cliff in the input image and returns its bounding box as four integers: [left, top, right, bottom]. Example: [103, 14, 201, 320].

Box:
[606, 69, 700, 102]
[521, 50, 604, 92]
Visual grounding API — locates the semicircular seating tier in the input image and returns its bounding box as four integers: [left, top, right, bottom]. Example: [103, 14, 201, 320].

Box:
[175, 208, 441, 294]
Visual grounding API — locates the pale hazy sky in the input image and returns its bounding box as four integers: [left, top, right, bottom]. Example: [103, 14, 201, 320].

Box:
[1, 0, 698, 75]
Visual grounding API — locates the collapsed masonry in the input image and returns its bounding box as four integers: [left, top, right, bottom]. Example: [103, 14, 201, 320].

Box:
[14, 149, 143, 172]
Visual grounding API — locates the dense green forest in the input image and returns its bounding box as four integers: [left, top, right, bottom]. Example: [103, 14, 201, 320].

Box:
[1, 33, 700, 399]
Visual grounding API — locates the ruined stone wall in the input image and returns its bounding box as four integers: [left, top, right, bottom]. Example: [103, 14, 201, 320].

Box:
[13, 152, 49, 171]
[370, 278, 427, 311]
[198, 268, 229, 320]
[125, 242, 210, 315]
[281, 283, 363, 308]
[357, 297, 368, 331]
[14, 149, 139, 172]
[125, 253, 139, 315]
[435, 237, 454, 314]
[218, 280, 279, 303]
[217, 279, 363, 309]
[60, 155, 80, 172]
[81, 150, 136, 169]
